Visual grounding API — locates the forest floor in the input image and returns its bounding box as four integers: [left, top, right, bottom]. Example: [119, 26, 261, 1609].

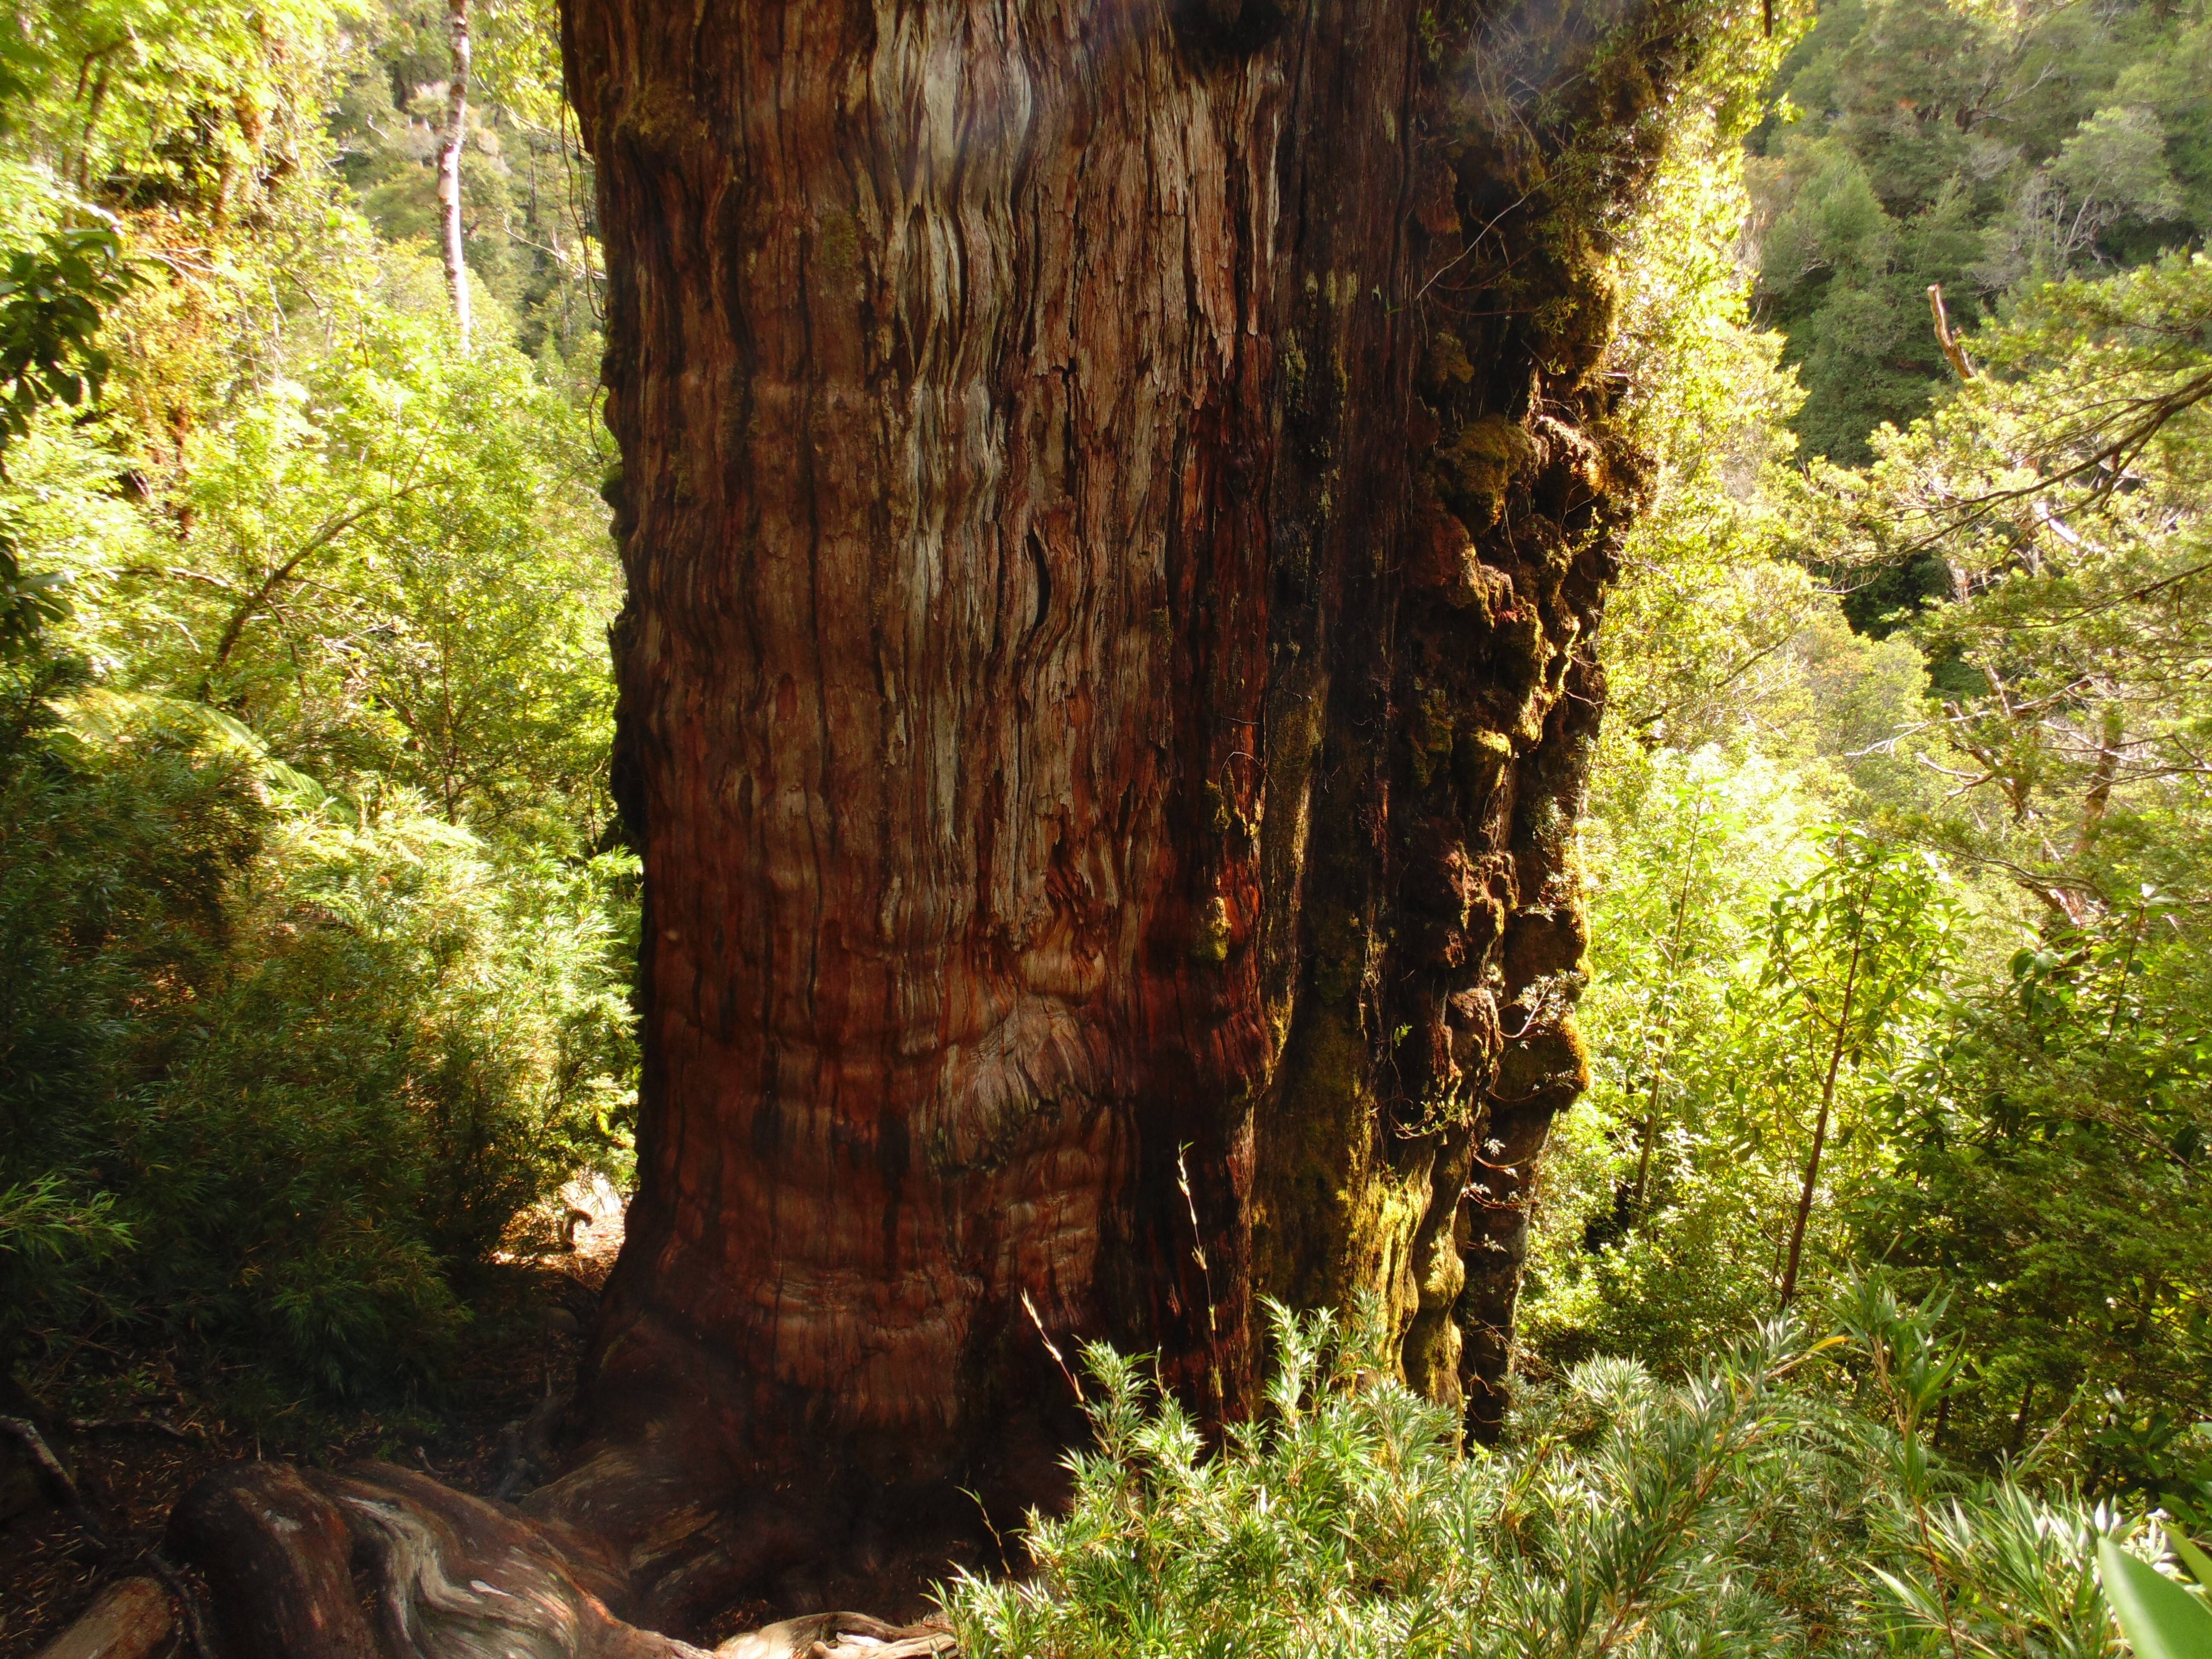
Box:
[0, 1181, 632, 1658]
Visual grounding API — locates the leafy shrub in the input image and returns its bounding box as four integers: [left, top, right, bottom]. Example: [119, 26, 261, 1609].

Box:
[1854, 908, 2212, 1494]
[944, 1293, 2200, 1659]
[0, 659, 634, 1398]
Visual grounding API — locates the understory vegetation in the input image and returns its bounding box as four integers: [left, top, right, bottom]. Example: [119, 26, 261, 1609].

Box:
[0, 0, 629, 1418]
[1, 0, 2209, 1649]
[945, 1294, 2187, 1658]
[1520, 0, 2212, 1513]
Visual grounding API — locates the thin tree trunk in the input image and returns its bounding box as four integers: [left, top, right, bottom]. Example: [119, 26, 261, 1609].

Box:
[1630, 1057, 1666, 1221]
[1927, 283, 1975, 381]
[2009, 1381, 2035, 1452]
[2075, 704, 2122, 860]
[437, 0, 473, 349]
[1778, 931, 1863, 1310]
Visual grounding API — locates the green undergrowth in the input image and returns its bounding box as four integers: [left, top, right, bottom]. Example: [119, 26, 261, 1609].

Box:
[0, 658, 636, 1414]
[942, 1290, 2206, 1659]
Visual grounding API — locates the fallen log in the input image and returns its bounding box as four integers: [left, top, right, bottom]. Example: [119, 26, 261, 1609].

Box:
[30, 1577, 175, 1659]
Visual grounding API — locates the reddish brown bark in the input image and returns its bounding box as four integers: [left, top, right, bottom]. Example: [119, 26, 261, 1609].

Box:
[562, 0, 1704, 1510]
[164, 1, 1738, 1646]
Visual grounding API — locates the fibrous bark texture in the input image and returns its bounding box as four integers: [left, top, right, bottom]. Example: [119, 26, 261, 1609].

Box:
[161, 3, 1744, 1652]
[561, 0, 1717, 1537]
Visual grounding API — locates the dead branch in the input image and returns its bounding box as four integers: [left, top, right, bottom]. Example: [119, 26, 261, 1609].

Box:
[1929, 285, 1975, 381]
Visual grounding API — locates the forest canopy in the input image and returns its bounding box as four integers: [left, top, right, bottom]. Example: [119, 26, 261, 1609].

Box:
[1, 0, 2210, 1655]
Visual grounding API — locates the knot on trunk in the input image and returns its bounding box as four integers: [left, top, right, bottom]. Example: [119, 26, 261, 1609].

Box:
[1170, 0, 1289, 60]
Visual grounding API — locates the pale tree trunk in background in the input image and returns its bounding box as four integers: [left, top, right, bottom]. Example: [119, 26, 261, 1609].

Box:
[161, 2, 1748, 1648]
[437, 0, 474, 349]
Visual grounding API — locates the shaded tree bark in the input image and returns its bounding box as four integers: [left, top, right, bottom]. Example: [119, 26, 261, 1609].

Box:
[163, 1, 1749, 1649]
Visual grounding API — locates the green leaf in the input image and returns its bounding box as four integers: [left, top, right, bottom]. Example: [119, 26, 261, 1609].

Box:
[2169, 1526, 2212, 1590]
[2101, 1538, 2212, 1659]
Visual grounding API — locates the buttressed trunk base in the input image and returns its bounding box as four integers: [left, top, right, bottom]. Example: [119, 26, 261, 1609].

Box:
[164, 1, 1734, 1648]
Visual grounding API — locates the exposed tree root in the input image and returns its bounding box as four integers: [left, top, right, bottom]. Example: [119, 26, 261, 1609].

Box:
[713, 1616, 953, 1659]
[488, 1385, 572, 1504]
[161, 1458, 958, 1659]
[28, 1576, 173, 1659]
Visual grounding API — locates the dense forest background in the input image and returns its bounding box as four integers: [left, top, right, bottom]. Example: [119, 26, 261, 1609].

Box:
[1529, 0, 2212, 1493]
[3, 0, 2212, 1652]
[0, 0, 630, 1421]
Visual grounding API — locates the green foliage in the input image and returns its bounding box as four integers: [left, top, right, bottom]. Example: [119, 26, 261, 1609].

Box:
[1597, 82, 1930, 770]
[1748, 0, 2212, 465]
[65, 303, 620, 838]
[1535, 6, 2211, 1503]
[1852, 901, 2212, 1490]
[1826, 252, 2212, 905]
[1764, 830, 1956, 1075]
[2099, 1538, 2212, 1659]
[0, 0, 625, 1415]
[0, 661, 635, 1397]
[1781, 253, 2212, 1480]
[944, 1299, 2181, 1659]
[0, 1176, 133, 1353]
[0, 221, 136, 652]
[1767, 831, 1958, 1308]
[1526, 798, 1959, 1374]
[1837, 1281, 2128, 1659]
[0, 224, 134, 454]
[1529, 748, 1818, 1370]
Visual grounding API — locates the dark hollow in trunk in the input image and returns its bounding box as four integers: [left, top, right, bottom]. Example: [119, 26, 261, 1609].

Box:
[162, 1, 1735, 1648]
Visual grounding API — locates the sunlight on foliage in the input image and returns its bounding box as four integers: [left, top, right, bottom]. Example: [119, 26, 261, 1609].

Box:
[945, 1298, 2184, 1659]
[1531, 0, 2212, 1507]
[0, 0, 624, 1413]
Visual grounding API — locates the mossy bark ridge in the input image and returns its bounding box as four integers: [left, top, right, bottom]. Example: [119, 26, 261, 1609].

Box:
[159, 2, 1744, 1649]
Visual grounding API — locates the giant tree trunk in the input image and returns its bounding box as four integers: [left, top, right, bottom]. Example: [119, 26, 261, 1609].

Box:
[163, 1, 1735, 1650]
